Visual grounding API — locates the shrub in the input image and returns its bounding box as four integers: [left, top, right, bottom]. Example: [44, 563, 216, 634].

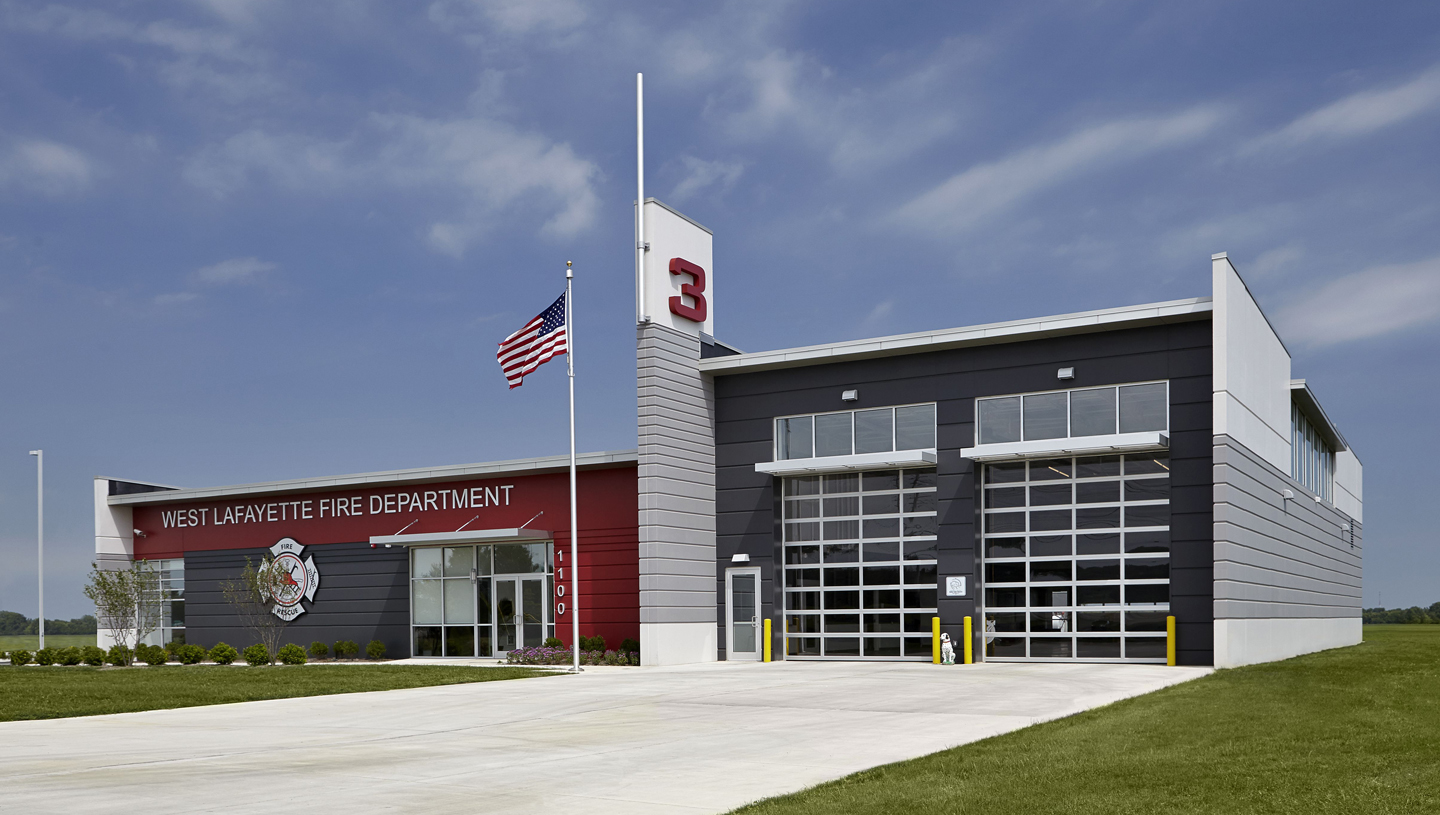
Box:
[81, 645, 106, 666]
[308, 641, 329, 660]
[243, 644, 271, 666]
[333, 640, 359, 660]
[107, 645, 132, 666]
[504, 646, 637, 667]
[580, 635, 606, 652]
[365, 640, 386, 660]
[9, 649, 33, 666]
[277, 644, 307, 665]
[543, 636, 565, 649]
[35, 647, 58, 666]
[137, 644, 169, 666]
[209, 643, 239, 665]
[176, 644, 206, 665]
[58, 647, 83, 666]
[165, 639, 182, 658]
[618, 638, 640, 655]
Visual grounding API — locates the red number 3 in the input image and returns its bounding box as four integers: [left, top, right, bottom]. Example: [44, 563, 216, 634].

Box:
[668, 257, 707, 323]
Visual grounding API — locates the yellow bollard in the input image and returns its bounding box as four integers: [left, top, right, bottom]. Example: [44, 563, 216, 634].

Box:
[763, 618, 772, 662]
[964, 616, 973, 664]
[1166, 615, 1177, 666]
[932, 616, 941, 664]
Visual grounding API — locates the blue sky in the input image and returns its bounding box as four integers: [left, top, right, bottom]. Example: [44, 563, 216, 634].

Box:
[2, 1, 1438, 617]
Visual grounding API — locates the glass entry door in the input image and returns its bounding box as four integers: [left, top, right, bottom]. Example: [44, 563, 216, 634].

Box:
[726, 568, 761, 661]
[495, 577, 546, 654]
[411, 542, 554, 658]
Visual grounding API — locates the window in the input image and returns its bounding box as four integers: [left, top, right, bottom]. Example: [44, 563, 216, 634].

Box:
[981, 453, 1170, 662]
[1292, 404, 1334, 503]
[143, 558, 185, 646]
[975, 383, 1167, 445]
[411, 543, 554, 658]
[784, 468, 938, 659]
[776, 404, 936, 460]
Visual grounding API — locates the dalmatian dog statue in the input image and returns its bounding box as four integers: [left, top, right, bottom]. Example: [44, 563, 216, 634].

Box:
[940, 632, 956, 665]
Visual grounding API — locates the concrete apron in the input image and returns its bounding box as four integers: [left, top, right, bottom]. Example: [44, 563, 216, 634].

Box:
[0, 660, 1211, 814]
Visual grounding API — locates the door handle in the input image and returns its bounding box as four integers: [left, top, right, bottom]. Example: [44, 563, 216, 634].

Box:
[750, 615, 757, 628]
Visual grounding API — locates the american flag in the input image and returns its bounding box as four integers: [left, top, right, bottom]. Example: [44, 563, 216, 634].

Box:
[497, 292, 567, 389]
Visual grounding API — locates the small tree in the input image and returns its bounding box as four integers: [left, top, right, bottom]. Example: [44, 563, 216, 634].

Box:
[83, 561, 162, 666]
[220, 556, 291, 659]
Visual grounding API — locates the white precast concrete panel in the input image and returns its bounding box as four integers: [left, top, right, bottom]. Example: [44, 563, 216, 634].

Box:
[94, 477, 135, 563]
[1335, 449, 1363, 523]
[637, 199, 718, 665]
[1212, 254, 1293, 472]
[94, 478, 136, 650]
[1214, 617, 1362, 668]
[641, 199, 714, 337]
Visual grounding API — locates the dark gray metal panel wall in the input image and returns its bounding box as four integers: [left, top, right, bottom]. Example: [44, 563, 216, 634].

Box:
[1212, 435, 1362, 619]
[713, 319, 1216, 665]
[184, 543, 410, 656]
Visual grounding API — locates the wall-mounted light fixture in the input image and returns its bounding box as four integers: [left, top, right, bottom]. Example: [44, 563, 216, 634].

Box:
[731, 553, 750, 563]
[841, 389, 858, 402]
[1057, 367, 1075, 380]
[1282, 489, 1295, 500]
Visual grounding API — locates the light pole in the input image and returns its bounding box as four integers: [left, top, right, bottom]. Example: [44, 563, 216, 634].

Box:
[29, 450, 43, 650]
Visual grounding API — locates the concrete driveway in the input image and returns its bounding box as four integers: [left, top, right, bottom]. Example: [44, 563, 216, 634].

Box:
[0, 660, 1209, 814]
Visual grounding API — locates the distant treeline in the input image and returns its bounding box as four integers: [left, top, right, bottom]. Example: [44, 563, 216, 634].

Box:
[0, 610, 98, 635]
[1363, 604, 1440, 625]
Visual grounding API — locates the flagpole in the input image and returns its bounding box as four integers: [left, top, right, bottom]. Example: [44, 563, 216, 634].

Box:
[566, 260, 581, 673]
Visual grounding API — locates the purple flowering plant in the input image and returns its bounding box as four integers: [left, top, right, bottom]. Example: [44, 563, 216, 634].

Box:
[506, 646, 639, 666]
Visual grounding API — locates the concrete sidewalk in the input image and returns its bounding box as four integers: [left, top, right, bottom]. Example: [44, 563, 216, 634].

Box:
[0, 660, 1210, 814]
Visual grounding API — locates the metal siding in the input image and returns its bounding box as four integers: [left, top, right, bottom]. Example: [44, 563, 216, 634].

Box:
[1212, 434, 1362, 621]
[638, 323, 718, 631]
[714, 321, 1215, 664]
[184, 543, 411, 656]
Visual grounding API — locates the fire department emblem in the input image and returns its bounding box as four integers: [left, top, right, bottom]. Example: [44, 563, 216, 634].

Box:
[267, 538, 320, 621]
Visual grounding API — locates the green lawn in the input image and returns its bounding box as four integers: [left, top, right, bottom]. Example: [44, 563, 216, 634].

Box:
[734, 626, 1440, 815]
[0, 664, 554, 722]
[0, 634, 95, 651]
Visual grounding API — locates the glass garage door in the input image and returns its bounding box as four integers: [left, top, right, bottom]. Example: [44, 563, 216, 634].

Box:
[783, 468, 940, 660]
[981, 454, 1171, 662]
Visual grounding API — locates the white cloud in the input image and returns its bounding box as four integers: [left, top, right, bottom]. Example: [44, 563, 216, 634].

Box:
[183, 114, 599, 256]
[702, 44, 964, 174]
[428, 0, 586, 39]
[153, 291, 201, 306]
[477, 0, 585, 33]
[0, 139, 94, 195]
[193, 257, 276, 285]
[424, 4, 968, 174]
[895, 107, 1225, 234]
[1249, 244, 1305, 278]
[6, 5, 256, 61]
[722, 51, 809, 135]
[1277, 256, 1440, 346]
[1247, 64, 1440, 152]
[863, 299, 895, 329]
[182, 129, 346, 196]
[374, 113, 598, 251]
[7, 4, 279, 101]
[188, 0, 281, 27]
[670, 156, 744, 202]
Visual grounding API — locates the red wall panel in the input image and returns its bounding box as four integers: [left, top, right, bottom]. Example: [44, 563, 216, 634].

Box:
[130, 465, 639, 647]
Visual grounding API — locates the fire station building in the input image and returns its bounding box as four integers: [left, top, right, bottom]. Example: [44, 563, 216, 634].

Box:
[96, 200, 1363, 669]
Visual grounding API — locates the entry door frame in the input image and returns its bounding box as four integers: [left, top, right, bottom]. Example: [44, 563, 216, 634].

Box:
[493, 574, 547, 655]
[725, 567, 762, 661]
